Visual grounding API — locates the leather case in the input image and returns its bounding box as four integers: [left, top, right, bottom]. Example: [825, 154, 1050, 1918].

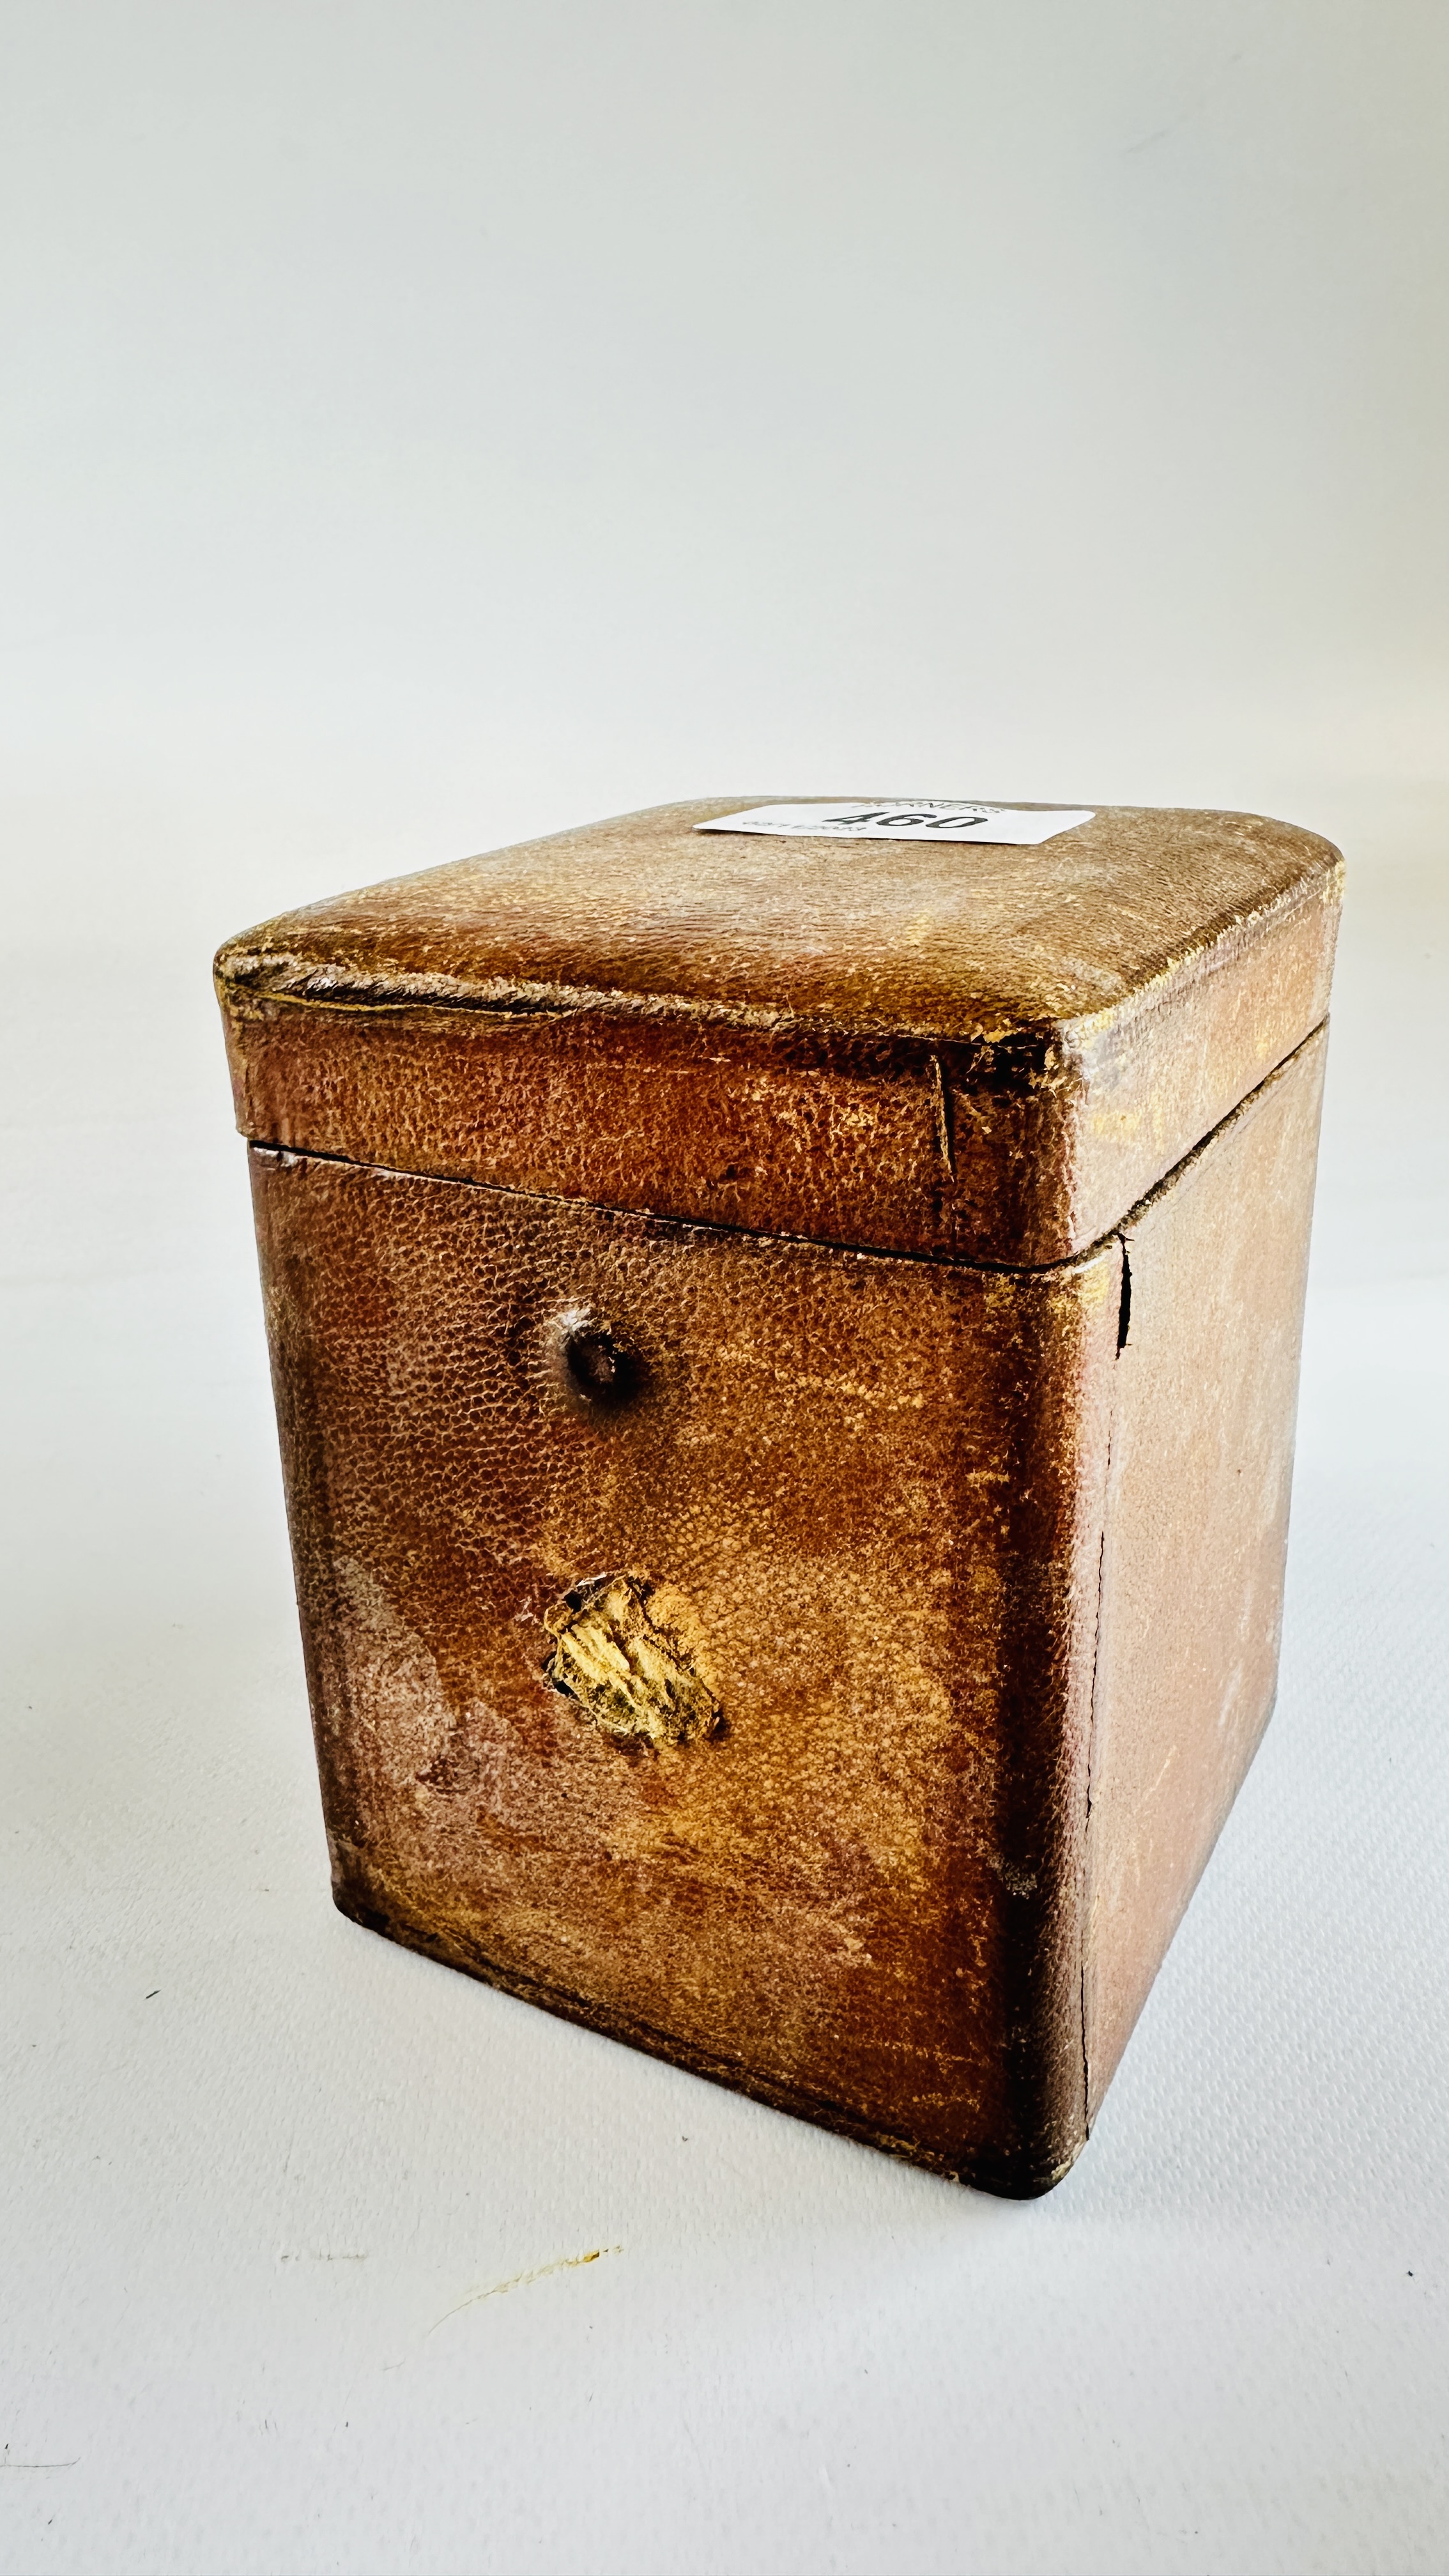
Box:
[216, 798, 1342, 2193]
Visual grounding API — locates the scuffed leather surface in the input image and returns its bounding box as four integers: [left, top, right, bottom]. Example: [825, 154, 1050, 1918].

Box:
[1085, 1027, 1328, 2110]
[250, 1146, 1121, 2193]
[221, 801, 1335, 2189]
[217, 799, 1342, 1264]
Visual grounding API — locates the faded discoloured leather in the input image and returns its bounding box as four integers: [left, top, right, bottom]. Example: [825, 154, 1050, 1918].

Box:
[250, 1144, 1119, 2192]
[218, 801, 1340, 2192]
[217, 799, 1340, 1266]
[1085, 1029, 1328, 2110]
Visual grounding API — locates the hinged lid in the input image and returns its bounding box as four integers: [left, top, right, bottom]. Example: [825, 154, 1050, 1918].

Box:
[215, 797, 1342, 1266]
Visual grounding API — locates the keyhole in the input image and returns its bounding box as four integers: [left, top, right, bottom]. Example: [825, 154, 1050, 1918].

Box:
[567, 1328, 620, 1393]
[560, 1322, 634, 1407]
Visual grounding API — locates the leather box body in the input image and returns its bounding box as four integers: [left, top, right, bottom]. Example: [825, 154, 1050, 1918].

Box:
[216, 798, 1342, 2195]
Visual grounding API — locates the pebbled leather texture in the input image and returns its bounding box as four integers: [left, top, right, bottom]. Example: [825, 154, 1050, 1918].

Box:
[1085, 1026, 1328, 2108]
[251, 1142, 1121, 2193]
[217, 799, 1342, 1266]
[218, 800, 1338, 2189]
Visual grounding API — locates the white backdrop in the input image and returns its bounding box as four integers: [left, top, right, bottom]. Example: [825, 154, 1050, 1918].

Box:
[3, 5, 1447, 2570]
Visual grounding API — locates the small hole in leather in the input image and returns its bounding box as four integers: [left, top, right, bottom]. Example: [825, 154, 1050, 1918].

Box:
[562, 1325, 633, 1406]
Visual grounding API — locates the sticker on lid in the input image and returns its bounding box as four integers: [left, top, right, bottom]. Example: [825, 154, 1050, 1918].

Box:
[695, 801, 1094, 846]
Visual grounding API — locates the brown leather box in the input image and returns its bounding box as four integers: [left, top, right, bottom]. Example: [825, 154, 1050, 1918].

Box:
[215, 796, 1342, 2196]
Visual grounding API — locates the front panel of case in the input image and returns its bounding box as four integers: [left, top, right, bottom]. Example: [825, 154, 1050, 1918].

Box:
[250, 1147, 1117, 2177]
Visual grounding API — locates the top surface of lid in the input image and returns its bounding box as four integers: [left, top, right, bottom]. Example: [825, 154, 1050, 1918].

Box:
[217, 796, 1337, 1041]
